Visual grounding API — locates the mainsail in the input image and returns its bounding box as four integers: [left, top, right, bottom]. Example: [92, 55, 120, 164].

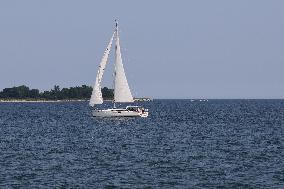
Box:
[113, 25, 134, 103]
[89, 33, 114, 106]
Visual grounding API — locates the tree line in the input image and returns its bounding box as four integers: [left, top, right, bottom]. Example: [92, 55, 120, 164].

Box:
[0, 85, 114, 100]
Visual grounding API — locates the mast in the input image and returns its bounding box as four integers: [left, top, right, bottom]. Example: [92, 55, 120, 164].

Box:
[113, 20, 118, 108]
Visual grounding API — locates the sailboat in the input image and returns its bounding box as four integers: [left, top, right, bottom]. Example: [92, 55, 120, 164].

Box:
[89, 21, 149, 117]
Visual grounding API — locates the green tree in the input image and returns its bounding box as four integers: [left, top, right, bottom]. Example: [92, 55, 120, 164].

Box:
[0, 85, 113, 100]
[29, 89, 40, 98]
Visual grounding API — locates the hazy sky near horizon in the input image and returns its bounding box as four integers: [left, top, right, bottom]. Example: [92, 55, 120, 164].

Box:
[0, 0, 284, 98]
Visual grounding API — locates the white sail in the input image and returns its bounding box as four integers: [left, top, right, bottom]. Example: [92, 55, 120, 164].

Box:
[89, 33, 114, 106]
[114, 27, 134, 103]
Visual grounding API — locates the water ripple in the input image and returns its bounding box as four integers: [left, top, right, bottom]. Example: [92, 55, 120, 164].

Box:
[0, 100, 283, 188]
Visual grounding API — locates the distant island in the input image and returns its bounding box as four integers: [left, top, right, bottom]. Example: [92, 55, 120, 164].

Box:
[0, 85, 112, 101]
[0, 85, 151, 102]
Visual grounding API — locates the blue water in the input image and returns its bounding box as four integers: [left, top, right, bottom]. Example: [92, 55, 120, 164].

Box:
[0, 100, 283, 188]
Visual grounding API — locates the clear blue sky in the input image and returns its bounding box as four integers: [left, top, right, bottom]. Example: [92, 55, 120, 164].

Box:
[0, 0, 283, 99]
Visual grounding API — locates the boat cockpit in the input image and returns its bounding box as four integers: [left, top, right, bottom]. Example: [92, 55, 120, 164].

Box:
[126, 106, 147, 112]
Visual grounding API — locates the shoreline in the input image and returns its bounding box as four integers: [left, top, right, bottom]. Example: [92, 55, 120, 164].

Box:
[0, 98, 152, 103]
[0, 99, 89, 103]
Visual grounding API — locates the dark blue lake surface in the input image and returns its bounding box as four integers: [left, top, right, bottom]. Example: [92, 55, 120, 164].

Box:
[0, 100, 283, 188]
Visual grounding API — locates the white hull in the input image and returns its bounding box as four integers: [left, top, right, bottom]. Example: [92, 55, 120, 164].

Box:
[92, 108, 148, 117]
